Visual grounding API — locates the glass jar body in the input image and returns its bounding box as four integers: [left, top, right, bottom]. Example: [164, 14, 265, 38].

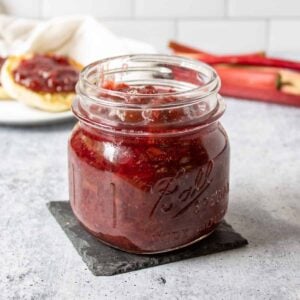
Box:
[68, 120, 229, 254]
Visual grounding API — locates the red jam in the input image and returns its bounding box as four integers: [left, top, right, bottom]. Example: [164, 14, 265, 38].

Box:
[13, 54, 79, 93]
[69, 81, 230, 253]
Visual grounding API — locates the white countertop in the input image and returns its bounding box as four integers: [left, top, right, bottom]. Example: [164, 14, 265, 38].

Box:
[1, 98, 299, 300]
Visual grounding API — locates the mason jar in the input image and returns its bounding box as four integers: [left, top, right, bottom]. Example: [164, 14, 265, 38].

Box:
[68, 54, 230, 254]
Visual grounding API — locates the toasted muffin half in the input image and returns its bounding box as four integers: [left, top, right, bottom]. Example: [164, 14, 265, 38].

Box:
[0, 86, 10, 99]
[1, 54, 82, 112]
[0, 56, 11, 99]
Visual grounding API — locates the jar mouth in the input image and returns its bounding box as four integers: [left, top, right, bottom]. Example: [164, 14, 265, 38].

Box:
[77, 54, 220, 109]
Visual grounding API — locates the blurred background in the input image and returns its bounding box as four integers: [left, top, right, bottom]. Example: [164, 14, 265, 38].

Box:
[0, 0, 299, 54]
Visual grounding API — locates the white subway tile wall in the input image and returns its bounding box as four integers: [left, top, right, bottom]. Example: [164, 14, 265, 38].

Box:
[269, 20, 300, 52]
[178, 21, 267, 53]
[103, 20, 175, 52]
[1, 0, 300, 53]
[228, 0, 300, 17]
[0, 0, 40, 18]
[42, 0, 133, 18]
[134, 0, 225, 18]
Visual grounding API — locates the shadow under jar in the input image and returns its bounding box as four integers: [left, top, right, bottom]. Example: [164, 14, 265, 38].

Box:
[68, 54, 230, 254]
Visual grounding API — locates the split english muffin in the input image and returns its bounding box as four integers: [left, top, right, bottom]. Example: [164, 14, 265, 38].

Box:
[1, 53, 83, 112]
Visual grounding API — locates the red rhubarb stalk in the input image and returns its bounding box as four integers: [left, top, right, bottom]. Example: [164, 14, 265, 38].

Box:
[214, 65, 280, 90]
[176, 52, 300, 72]
[220, 83, 300, 107]
[171, 65, 300, 106]
[168, 40, 210, 54]
[169, 41, 265, 57]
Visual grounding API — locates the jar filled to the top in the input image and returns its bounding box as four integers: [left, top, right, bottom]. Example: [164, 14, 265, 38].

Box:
[68, 54, 230, 254]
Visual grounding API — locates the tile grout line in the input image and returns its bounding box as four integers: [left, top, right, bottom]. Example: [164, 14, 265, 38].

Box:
[95, 16, 300, 22]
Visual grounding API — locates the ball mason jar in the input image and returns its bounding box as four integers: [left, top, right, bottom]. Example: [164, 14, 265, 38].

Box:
[68, 54, 230, 254]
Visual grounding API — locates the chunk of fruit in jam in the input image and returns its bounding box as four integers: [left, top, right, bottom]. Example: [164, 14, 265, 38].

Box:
[101, 81, 185, 123]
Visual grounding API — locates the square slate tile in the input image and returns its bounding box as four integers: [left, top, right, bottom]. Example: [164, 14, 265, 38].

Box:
[48, 201, 248, 276]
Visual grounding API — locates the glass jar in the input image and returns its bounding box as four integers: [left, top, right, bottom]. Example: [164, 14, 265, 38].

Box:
[68, 54, 230, 254]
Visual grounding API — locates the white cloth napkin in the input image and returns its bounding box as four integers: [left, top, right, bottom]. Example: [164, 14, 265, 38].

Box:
[0, 14, 156, 65]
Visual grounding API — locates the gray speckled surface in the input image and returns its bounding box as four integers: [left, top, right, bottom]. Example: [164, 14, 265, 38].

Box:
[0, 98, 299, 300]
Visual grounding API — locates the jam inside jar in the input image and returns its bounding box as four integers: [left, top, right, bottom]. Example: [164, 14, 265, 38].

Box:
[69, 54, 230, 254]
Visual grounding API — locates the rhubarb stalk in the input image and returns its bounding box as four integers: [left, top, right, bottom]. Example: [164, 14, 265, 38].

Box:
[214, 65, 281, 90]
[169, 40, 265, 57]
[220, 83, 300, 107]
[174, 52, 300, 73]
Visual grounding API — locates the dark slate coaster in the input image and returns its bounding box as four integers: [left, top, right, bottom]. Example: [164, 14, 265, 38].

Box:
[48, 201, 248, 276]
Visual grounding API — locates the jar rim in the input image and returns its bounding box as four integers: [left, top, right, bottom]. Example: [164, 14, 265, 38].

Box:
[77, 54, 220, 109]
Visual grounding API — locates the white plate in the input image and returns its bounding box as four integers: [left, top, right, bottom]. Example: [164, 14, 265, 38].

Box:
[0, 99, 74, 125]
